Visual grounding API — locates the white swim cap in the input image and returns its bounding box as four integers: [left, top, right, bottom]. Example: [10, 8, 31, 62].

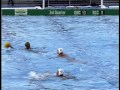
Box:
[57, 48, 63, 54]
[57, 69, 64, 76]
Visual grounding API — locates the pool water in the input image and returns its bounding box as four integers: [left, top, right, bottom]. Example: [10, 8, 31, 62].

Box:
[2, 16, 119, 90]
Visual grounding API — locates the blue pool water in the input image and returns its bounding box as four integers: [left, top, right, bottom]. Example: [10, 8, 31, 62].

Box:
[2, 16, 119, 90]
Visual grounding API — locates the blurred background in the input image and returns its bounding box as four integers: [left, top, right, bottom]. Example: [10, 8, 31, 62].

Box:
[1, 0, 119, 7]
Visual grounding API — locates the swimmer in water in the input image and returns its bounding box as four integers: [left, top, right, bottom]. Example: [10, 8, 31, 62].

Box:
[57, 48, 63, 55]
[24, 42, 47, 54]
[56, 69, 76, 80]
[25, 42, 31, 49]
[56, 69, 64, 76]
[57, 48, 68, 57]
[4, 42, 13, 49]
[57, 48, 88, 64]
[28, 69, 76, 81]
[57, 48, 77, 62]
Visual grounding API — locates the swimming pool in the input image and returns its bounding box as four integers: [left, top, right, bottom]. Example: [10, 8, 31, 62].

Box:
[2, 16, 119, 90]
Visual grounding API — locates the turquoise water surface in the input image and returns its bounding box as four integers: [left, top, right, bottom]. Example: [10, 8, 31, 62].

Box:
[2, 16, 119, 90]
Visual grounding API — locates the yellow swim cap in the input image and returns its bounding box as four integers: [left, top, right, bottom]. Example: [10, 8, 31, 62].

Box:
[4, 42, 11, 48]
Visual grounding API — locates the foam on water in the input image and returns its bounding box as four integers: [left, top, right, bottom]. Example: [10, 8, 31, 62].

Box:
[28, 71, 54, 80]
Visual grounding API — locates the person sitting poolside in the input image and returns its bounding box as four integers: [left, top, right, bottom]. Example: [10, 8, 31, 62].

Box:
[8, 0, 14, 6]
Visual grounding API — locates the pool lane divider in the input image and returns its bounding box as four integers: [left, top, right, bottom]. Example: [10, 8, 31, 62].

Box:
[2, 8, 119, 16]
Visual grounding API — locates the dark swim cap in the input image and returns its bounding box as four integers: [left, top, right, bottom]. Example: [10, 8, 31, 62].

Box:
[25, 42, 30, 49]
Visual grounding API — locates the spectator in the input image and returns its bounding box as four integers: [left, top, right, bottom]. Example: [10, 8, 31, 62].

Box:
[8, 0, 14, 6]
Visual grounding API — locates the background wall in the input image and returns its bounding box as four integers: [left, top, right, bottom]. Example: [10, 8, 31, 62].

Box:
[1, 0, 119, 7]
